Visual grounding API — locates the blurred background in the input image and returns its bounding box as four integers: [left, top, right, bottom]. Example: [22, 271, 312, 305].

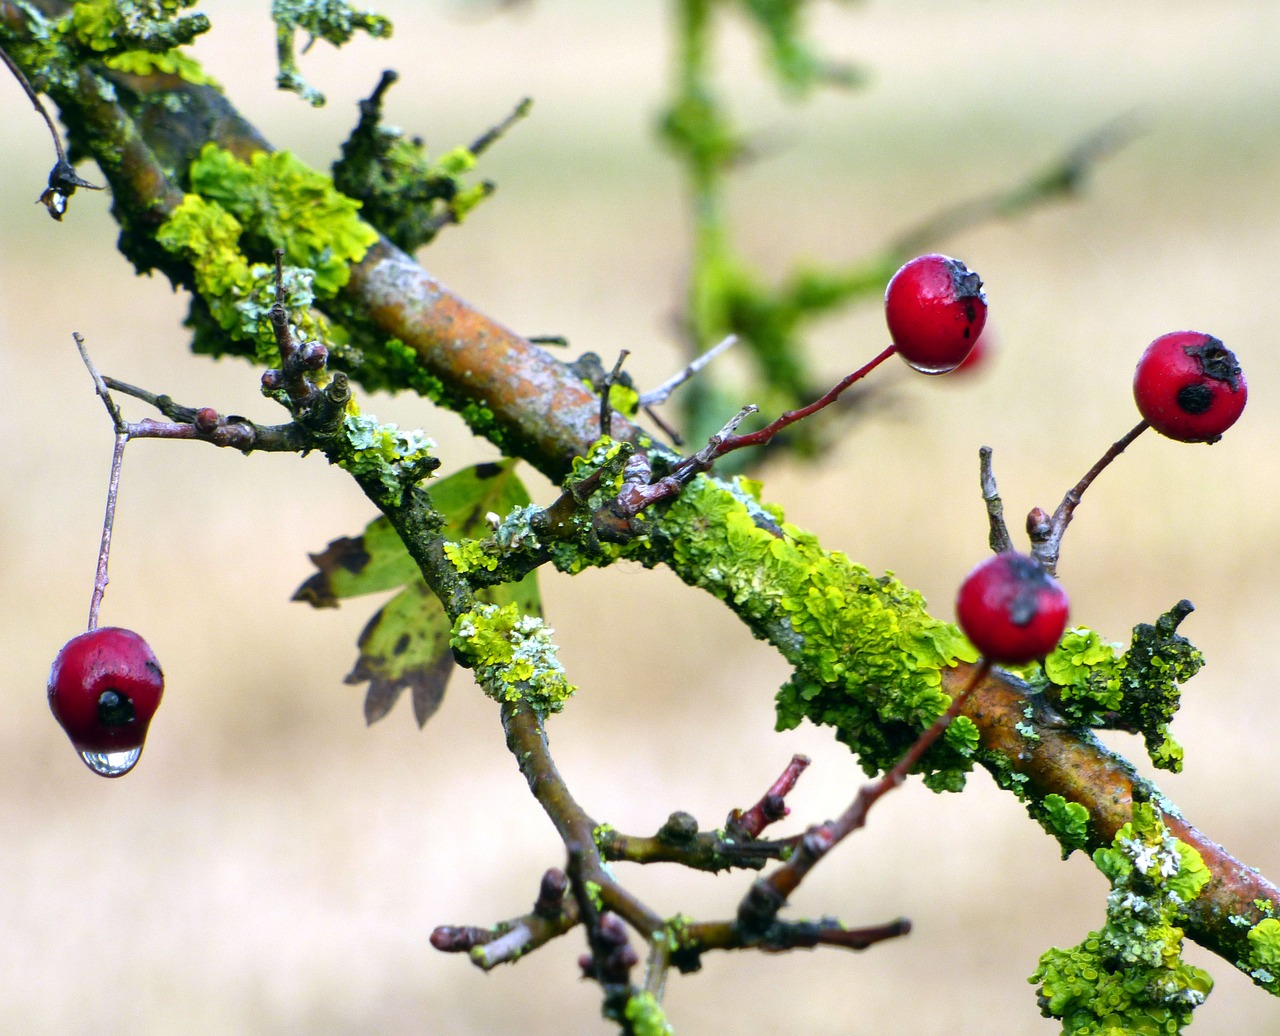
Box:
[2, 1, 1279, 1032]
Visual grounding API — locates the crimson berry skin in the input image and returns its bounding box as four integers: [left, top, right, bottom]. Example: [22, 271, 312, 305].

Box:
[955, 552, 1069, 665]
[1133, 331, 1247, 443]
[48, 627, 164, 755]
[884, 254, 988, 374]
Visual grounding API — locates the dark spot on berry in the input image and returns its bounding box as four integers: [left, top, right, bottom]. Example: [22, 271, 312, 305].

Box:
[1176, 382, 1213, 415]
[963, 327, 971, 340]
[97, 689, 136, 727]
[964, 303, 976, 325]
[1186, 337, 1243, 390]
[393, 633, 411, 656]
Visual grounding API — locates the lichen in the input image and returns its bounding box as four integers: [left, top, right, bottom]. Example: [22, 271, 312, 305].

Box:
[623, 990, 675, 1036]
[620, 472, 981, 790]
[1238, 918, 1280, 994]
[1036, 793, 1091, 857]
[338, 413, 436, 499]
[271, 0, 392, 106]
[1038, 603, 1203, 773]
[1030, 799, 1214, 1033]
[60, 0, 210, 55]
[187, 144, 377, 296]
[449, 603, 575, 718]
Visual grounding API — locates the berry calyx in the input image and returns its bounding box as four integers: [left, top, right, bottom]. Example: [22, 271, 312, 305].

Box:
[48, 627, 164, 778]
[1132, 331, 1246, 443]
[884, 254, 988, 375]
[955, 552, 1069, 664]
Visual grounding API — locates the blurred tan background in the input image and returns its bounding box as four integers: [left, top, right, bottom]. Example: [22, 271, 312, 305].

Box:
[2, 1, 1279, 1032]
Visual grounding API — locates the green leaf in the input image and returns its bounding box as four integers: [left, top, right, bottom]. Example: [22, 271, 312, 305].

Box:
[294, 460, 543, 726]
[344, 580, 454, 727]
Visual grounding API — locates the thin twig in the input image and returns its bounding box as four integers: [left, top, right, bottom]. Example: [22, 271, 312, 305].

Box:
[978, 446, 1013, 554]
[639, 333, 739, 407]
[1031, 419, 1149, 575]
[600, 349, 630, 438]
[615, 344, 895, 517]
[0, 42, 67, 163]
[741, 660, 992, 925]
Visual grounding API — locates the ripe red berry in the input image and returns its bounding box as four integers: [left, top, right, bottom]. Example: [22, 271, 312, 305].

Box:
[885, 254, 988, 374]
[955, 552, 1069, 665]
[48, 627, 164, 777]
[1132, 331, 1246, 443]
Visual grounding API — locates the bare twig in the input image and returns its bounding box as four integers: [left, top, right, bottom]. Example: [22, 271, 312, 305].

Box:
[740, 661, 992, 931]
[639, 333, 739, 407]
[600, 349, 630, 438]
[978, 446, 1014, 554]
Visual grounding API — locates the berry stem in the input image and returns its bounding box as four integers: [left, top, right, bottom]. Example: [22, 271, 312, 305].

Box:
[1031, 419, 1149, 575]
[718, 343, 897, 452]
[614, 344, 895, 518]
[73, 333, 132, 632]
[745, 659, 992, 911]
[88, 429, 128, 631]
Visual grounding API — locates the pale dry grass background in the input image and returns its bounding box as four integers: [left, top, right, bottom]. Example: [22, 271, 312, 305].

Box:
[1, 1, 1279, 1033]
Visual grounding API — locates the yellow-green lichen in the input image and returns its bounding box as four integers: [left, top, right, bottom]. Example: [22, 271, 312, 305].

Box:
[339, 413, 436, 498]
[1037, 793, 1091, 857]
[61, 0, 209, 55]
[156, 193, 335, 363]
[187, 144, 377, 296]
[624, 990, 674, 1036]
[104, 47, 214, 84]
[1037, 604, 1203, 774]
[628, 474, 978, 789]
[1030, 801, 1214, 1033]
[449, 603, 575, 718]
[1239, 917, 1280, 993]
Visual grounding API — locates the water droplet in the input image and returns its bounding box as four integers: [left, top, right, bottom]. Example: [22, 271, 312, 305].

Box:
[78, 747, 143, 778]
[904, 358, 960, 376]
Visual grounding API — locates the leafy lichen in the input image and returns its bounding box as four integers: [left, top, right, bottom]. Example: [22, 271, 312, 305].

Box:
[1037, 793, 1091, 858]
[449, 603, 575, 718]
[1030, 800, 1214, 1034]
[1238, 918, 1280, 994]
[1039, 602, 1203, 773]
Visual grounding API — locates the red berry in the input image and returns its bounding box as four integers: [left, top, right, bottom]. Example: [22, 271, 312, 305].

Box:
[48, 627, 164, 777]
[955, 552, 1069, 664]
[885, 254, 988, 375]
[1132, 331, 1246, 443]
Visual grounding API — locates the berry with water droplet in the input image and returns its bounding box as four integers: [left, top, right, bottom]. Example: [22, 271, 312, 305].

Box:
[1133, 331, 1246, 443]
[885, 254, 987, 374]
[955, 552, 1069, 664]
[48, 627, 164, 778]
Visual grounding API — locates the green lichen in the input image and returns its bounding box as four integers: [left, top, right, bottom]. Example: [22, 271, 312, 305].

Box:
[1039, 603, 1203, 773]
[623, 990, 675, 1036]
[621, 473, 980, 790]
[1239, 918, 1280, 993]
[104, 47, 214, 84]
[339, 413, 437, 499]
[1030, 800, 1214, 1034]
[61, 0, 210, 55]
[334, 86, 503, 252]
[156, 193, 334, 363]
[188, 144, 377, 296]
[272, 0, 392, 106]
[449, 603, 576, 718]
[1037, 793, 1091, 857]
